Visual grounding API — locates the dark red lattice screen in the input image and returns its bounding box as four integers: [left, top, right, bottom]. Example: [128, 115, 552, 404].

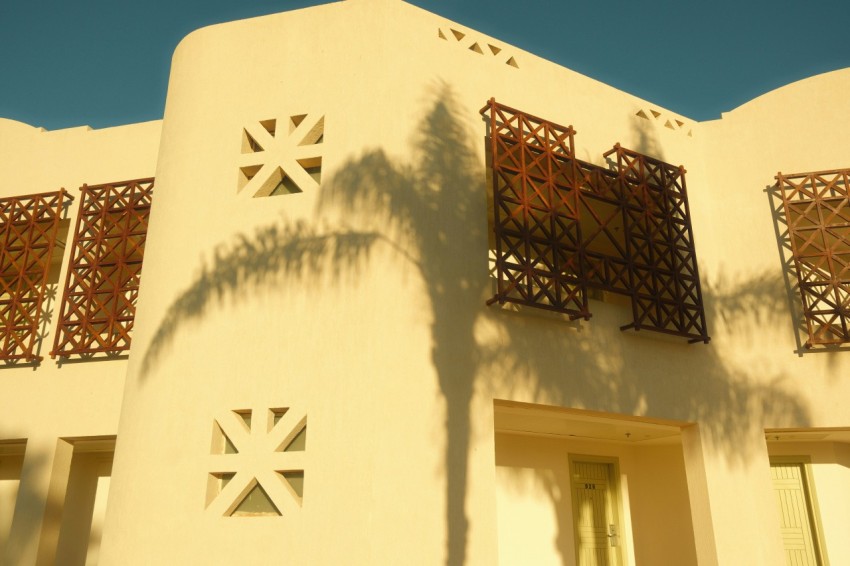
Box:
[483, 99, 709, 343]
[51, 179, 154, 358]
[0, 191, 69, 362]
[777, 169, 850, 346]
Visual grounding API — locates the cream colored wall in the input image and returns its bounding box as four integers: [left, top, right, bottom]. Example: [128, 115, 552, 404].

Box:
[0, 117, 161, 565]
[0, 0, 816, 564]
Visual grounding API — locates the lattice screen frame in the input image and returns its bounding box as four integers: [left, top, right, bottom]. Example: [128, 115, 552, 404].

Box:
[777, 169, 850, 346]
[482, 98, 710, 343]
[50, 178, 154, 358]
[0, 190, 71, 362]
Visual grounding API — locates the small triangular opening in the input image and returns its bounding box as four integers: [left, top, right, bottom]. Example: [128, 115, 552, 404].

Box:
[664, 120, 675, 129]
[506, 57, 519, 68]
[241, 130, 263, 153]
[235, 410, 252, 430]
[488, 44, 501, 55]
[650, 109, 661, 118]
[687, 130, 693, 137]
[283, 426, 307, 452]
[437, 29, 447, 40]
[469, 42, 483, 54]
[259, 119, 276, 136]
[675, 119, 685, 127]
[269, 175, 303, 196]
[238, 165, 262, 193]
[224, 433, 238, 454]
[271, 408, 289, 427]
[290, 114, 307, 132]
[231, 482, 281, 516]
[450, 29, 465, 41]
[212, 423, 239, 454]
[280, 471, 304, 498]
[297, 157, 322, 184]
[635, 110, 649, 119]
[298, 116, 324, 146]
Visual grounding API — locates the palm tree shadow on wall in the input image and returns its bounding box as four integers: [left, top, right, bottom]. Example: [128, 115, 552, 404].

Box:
[140, 85, 809, 565]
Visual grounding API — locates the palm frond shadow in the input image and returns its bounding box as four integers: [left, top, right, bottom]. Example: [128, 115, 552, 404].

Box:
[140, 85, 809, 566]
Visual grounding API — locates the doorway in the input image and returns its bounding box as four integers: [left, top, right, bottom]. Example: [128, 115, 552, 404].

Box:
[570, 456, 623, 566]
[769, 459, 826, 566]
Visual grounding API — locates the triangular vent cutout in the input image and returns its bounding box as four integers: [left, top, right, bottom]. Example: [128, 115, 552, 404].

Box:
[259, 119, 276, 136]
[506, 57, 519, 68]
[231, 481, 281, 516]
[280, 471, 304, 498]
[469, 42, 483, 54]
[636, 110, 649, 119]
[290, 114, 307, 132]
[242, 130, 263, 153]
[235, 410, 252, 430]
[437, 29, 447, 40]
[488, 44, 501, 55]
[283, 426, 307, 452]
[450, 29, 465, 41]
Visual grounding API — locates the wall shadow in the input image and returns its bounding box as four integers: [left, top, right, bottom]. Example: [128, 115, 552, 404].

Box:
[141, 86, 810, 565]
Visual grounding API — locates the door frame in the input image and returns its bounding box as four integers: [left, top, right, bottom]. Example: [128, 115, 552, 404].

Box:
[769, 455, 830, 566]
[568, 454, 626, 566]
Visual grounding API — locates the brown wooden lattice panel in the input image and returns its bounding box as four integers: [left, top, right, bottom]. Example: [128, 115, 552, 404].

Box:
[51, 179, 154, 358]
[777, 169, 850, 346]
[483, 99, 709, 343]
[605, 144, 708, 341]
[0, 190, 70, 362]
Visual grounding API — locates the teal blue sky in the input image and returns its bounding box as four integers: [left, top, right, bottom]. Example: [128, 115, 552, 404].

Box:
[1, 0, 848, 130]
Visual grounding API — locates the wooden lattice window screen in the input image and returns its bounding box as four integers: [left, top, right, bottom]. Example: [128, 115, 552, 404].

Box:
[51, 179, 154, 358]
[0, 191, 69, 362]
[777, 169, 850, 346]
[483, 99, 709, 343]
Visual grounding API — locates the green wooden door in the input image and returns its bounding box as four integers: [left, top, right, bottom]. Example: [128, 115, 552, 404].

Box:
[770, 462, 822, 566]
[572, 461, 619, 566]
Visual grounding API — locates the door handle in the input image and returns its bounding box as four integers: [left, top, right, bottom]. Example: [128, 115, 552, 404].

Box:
[607, 524, 619, 547]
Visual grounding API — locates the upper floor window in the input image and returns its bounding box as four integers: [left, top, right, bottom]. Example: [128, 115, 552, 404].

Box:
[0, 191, 71, 362]
[777, 169, 850, 347]
[50, 178, 154, 358]
[482, 98, 709, 343]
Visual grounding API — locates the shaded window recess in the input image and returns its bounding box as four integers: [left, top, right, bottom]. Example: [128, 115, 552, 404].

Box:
[50, 178, 154, 359]
[481, 98, 710, 343]
[777, 168, 850, 347]
[0, 190, 73, 362]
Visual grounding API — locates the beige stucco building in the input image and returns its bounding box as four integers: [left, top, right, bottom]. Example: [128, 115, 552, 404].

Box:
[2, 1, 850, 564]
